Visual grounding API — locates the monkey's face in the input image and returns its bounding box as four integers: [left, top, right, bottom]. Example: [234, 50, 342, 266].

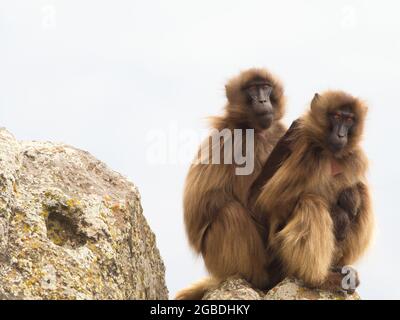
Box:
[310, 91, 366, 157]
[244, 81, 274, 129]
[327, 108, 355, 153]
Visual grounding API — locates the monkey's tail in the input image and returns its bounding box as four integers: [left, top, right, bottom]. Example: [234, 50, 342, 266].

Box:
[175, 277, 221, 300]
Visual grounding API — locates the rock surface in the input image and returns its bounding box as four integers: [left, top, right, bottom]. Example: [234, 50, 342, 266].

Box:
[203, 277, 264, 300]
[0, 128, 168, 299]
[203, 277, 360, 300]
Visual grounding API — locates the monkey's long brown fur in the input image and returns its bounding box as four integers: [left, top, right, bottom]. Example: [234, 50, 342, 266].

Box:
[176, 69, 286, 299]
[255, 91, 374, 288]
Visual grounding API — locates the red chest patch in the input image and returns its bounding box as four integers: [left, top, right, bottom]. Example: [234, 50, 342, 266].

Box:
[331, 159, 343, 176]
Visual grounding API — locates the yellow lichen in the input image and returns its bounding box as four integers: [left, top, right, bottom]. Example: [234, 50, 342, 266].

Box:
[22, 223, 31, 233]
[111, 204, 121, 211]
[41, 210, 49, 218]
[12, 211, 25, 224]
[24, 276, 39, 287]
[66, 198, 81, 207]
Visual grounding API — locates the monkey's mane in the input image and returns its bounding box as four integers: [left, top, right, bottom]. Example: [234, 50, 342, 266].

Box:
[301, 90, 368, 158]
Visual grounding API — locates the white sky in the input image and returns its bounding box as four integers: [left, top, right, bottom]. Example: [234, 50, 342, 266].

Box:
[1, 0, 399, 299]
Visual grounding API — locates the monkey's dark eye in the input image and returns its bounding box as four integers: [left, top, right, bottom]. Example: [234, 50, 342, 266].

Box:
[345, 117, 354, 124]
[265, 86, 273, 94]
[246, 86, 257, 94]
[333, 114, 341, 120]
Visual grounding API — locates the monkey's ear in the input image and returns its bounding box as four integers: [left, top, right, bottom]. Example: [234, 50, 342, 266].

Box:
[224, 85, 229, 99]
[311, 93, 321, 110]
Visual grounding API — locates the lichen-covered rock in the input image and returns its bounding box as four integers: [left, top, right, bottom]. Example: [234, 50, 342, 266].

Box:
[0, 128, 168, 300]
[203, 277, 264, 300]
[203, 277, 360, 300]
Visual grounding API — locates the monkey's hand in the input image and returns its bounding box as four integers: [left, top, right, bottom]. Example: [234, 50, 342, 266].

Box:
[337, 185, 361, 218]
[331, 205, 351, 242]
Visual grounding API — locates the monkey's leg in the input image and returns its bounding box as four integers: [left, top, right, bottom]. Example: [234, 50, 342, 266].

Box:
[338, 182, 374, 266]
[202, 201, 270, 289]
[274, 194, 335, 287]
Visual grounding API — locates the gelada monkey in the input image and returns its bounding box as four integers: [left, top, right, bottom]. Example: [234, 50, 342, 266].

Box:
[254, 91, 374, 293]
[176, 68, 286, 299]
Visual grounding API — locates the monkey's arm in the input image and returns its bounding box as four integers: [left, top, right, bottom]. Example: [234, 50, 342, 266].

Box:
[331, 204, 351, 242]
[273, 194, 335, 286]
[249, 120, 300, 202]
[338, 182, 374, 265]
[330, 184, 362, 242]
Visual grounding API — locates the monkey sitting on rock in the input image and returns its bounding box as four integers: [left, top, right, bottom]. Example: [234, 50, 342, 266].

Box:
[254, 91, 374, 293]
[176, 68, 287, 300]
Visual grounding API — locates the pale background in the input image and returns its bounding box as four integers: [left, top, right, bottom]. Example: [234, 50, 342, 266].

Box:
[1, 0, 399, 299]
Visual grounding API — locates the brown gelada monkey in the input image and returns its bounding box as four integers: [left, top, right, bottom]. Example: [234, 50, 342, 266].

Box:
[175, 68, 287, 299]
[254, 91, 374, 293]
